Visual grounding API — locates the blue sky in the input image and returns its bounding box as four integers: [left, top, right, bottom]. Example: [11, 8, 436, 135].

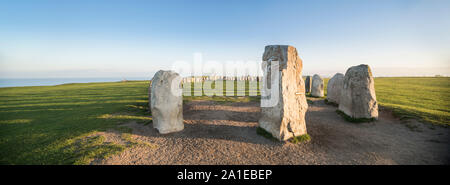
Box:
[0, 0, 449, 78]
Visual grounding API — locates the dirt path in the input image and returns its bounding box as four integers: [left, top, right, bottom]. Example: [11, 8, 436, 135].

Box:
[92, 98, 449, 165]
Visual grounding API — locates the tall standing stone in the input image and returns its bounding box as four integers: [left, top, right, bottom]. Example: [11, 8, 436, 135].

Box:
[305, 76, 312, 93]
[338, 64, 378, 119]
[311, 74, 324, 97]
[259, 45, 308, 141]
[150, 70, 184, 134]
[326, 73, 344, 104]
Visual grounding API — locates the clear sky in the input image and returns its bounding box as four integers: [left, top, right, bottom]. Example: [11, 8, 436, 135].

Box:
[0, 0, 449, 78]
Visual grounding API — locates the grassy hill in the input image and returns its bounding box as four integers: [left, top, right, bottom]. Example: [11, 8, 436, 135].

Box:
[0, 81, 152, 164]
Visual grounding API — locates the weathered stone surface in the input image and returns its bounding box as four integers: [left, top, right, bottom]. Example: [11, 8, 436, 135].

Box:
[305, 76, 312, 93]
[259, 45, 308, 141]
[150, 70, 184, 134]
[311, 74, 324, 97]
[338, 64, 378, 119]
[326, 73, 344, 104]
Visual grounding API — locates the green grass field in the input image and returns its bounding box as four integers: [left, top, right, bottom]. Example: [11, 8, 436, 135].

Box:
[0, 81, 152, 164]
[372, 77, 449, 125]
[0, 77, 448, 164]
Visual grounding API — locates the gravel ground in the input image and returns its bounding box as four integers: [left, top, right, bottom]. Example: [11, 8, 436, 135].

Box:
[92, 98, 449, 165]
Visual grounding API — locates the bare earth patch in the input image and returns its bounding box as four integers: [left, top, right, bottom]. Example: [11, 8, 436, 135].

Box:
[92, 98, 449, 165]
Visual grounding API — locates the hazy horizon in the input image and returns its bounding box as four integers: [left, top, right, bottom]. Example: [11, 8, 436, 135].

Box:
[1, 0, 449, 79]
[1, 66, 449, 79]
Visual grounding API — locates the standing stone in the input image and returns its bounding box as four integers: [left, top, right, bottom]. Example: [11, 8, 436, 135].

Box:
[259, 45, 308, 141]
[338, 64, 378, 119]
[305, 76, 312, 93]
[311, 74, 324, 97]
[150, 70, 184, 134]
[326, 73, 344, 104]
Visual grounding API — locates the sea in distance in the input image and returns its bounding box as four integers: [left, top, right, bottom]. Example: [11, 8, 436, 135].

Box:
[0, 78, 149, 88]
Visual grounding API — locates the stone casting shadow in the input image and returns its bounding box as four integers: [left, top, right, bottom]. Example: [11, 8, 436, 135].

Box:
[127, 100, 282, 146]
[128, 121, 282, 146]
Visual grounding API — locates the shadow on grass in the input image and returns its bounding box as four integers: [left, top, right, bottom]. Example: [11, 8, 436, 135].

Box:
[0, 99, 151, 164]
